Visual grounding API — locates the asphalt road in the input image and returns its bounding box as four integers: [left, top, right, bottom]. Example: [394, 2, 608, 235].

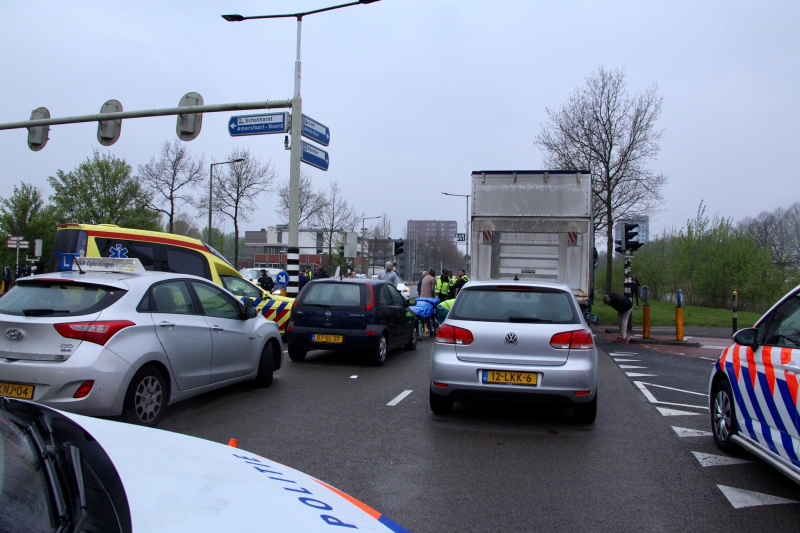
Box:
[157, 336, 800, 532]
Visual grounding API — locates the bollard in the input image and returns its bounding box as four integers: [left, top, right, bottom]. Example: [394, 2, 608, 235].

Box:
[732, 289, 738, 335]
[676, 307, 684, 341]
[643, 304, 651, 339]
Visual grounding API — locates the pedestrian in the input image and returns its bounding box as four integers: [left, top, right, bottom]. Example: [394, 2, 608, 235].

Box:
[436, 271, 451, 301]
[603, 293, 633, 342]
[314, 262, 330, 279]
[632, 274, 641, 309]
[377, 261, 399, 287]
[417, 271, 425, 297]
[1, 264, 11, 293]
[455, 269, 469, 294]
[257, 269, 275, 293]
[420, 269, 436, 298]
[298, 267, 310, 291]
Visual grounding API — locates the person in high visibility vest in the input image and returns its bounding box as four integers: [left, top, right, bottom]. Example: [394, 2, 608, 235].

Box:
[435, 272, 451, 301]
[436, 298, 455, 325]
[455, 269, 469, 295]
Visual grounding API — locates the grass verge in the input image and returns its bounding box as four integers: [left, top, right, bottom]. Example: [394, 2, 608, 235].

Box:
[592, 298, 762, 328]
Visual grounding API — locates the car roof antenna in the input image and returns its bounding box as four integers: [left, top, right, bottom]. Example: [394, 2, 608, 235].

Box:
[73, 256, 86, 275]
[513, 274, 519, 281]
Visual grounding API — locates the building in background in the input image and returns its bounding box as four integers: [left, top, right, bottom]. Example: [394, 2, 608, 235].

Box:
[405, 220, 459, 282]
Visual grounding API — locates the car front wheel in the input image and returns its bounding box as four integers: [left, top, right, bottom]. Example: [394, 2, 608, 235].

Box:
[288, 344, 307, 362]
[124, 365, 168, 427]
[712, 378, 738, 453]
[254, 341, 275, 387]
[404, 326, 418, 351]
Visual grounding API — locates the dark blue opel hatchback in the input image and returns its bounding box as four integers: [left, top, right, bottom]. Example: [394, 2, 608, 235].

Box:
[286, 278, 418, 366]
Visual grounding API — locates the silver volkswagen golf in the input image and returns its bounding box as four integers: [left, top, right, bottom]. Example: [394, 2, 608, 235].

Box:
[0, 270, 282, 426]
[429, 280, 599, 423]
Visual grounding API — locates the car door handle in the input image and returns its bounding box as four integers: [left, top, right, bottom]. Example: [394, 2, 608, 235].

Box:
[211, 326, 225, 332]
[158, 322, 176, 328]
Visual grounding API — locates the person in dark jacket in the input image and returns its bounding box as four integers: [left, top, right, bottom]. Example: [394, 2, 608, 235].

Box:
[257, 269, 275, 293]
[298, 267, 310, 291]
[1, 265, 11, 293]
[314, 262, 330, 279]
[603, 293, 633, 342]
[631, 275, 641, 309]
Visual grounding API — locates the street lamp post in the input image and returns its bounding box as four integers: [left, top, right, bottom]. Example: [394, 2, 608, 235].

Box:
[208, 158, 244, 246]
[222, 0, 380, 294]
[442, 192, 471, 272]
[361, 215, 381, 275]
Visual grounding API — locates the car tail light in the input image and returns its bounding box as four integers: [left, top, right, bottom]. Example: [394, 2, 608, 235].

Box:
[365, 284, 374, 311]
[573, 390, 592, 396]
[432, 382, 449, 388]
[54, 320, 135, 346]
[550, 329, 594, 350]
[292, 298, 298, 309]
[73, 381, 94, 398]
[435, 324, 474, 345]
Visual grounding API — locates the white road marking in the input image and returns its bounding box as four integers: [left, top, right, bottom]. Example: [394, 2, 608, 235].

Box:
[684, 336, 693, 340]
[610, 352, 638, 356]
[613, 358, 640, 362]
[672, 426, 712, 437]
[626, 372, 658, 377]
[693, 451, 752, 467]
[717, 485, 797, 509]
[657, 407, 702, 416]
[387, 390, 413, 406]
[641, 382, 707, 396]
[619, 365, 647, 369]
[700, 357, 717, 361]
[675, 352, 685, 355]
[350, 375, 358, 379]
[632, 381, 709, 410]
[701, 345, 728, 350]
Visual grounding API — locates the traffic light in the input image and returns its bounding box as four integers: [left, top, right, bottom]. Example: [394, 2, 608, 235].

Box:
[338, 245, 344, 256]
[624, 223, 644, 252]
[394, 240, 404, 255]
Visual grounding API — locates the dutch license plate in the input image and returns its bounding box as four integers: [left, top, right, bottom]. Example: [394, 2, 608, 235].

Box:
[313, 334, 343, 343]
[482, 370, 538, 386]
[0, 381, 35, 399]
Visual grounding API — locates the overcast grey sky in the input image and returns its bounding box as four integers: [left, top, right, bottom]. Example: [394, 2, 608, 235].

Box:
[1, 1, 798, 242]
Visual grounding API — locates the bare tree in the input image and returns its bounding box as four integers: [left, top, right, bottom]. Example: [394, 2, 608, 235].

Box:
[534, 66, 668, 293]
[740, 207, 797, 269]
[275, 170, 329, 227]
[171, 211, 202, 240]
[311, 181, 358, 269]
[138, 140, 205, 233]
[212, 148, 275, 267]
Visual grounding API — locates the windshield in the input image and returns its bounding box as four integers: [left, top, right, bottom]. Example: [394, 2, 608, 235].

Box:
[0, 282, 126, 317]
[301, 283, 363, 307]
[449, 286, 580, 324]
[0, 411, 53, 533]
[220, 276, 263, 299]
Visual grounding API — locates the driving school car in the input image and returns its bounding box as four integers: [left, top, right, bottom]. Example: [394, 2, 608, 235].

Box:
[1, 398, 410, 533]
[50, 223, 293, 332]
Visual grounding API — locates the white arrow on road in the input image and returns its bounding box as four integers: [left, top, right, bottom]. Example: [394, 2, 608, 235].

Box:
[717, 485, 797, 508]
[672, 426, 713, 437]
[692, 451, 752, 467]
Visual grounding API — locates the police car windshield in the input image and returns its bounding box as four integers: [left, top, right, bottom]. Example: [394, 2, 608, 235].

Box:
[203, 243, 235, 268]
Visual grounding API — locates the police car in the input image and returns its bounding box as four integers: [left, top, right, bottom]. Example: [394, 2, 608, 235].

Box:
[1, 398, 410, 532]
[710, 284, 800, 483]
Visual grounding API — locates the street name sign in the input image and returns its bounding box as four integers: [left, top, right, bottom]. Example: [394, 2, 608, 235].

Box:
[301, 115, 330, 146]
[301, 141, 329, 171]
[455, 233, 466, 242]
[228, 112, 289, 137]
[6, 238, 28, 249]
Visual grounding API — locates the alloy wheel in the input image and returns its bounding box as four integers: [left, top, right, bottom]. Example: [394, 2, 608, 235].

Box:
[134, 376, 163, 424]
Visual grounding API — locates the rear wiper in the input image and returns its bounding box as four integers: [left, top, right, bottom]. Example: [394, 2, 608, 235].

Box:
[65, 445, 88, 533]
[26, 420, 70, 532]
[23, 308, 70, 316]
[508, 317, 552, 323]
[303, 303, 330, 308]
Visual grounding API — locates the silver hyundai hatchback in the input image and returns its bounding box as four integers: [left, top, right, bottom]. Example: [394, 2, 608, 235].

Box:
[429, 280, 599, 422]
[0, 270, 282, 426]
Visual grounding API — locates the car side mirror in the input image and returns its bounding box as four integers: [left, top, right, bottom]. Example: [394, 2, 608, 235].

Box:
[243, 297, 255, 308]
[584, 313, 599, 324]
[734, 327, 758, 350]
[245, 306, 259, 319]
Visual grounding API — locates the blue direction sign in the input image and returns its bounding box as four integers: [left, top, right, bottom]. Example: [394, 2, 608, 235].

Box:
[301, 115, 330, 146]
[228, 112, 289, 137]
[301, 141, 329, 171]
[274, 270, 289, 287]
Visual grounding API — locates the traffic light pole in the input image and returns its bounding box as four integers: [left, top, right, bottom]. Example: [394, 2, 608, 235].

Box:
[624, 251, 633, 334]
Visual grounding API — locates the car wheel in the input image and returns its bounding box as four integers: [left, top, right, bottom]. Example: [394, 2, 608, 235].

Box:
[404, 325, 418, 351]
[124, 366, 168, 427]
[254, 341, 275, 387]
[288, 344, 307, 362]
[429, 389, 454, 415]
[712, 378, 738, 453]
[573, 392, 597, 424]
[369, 334, 388, 366]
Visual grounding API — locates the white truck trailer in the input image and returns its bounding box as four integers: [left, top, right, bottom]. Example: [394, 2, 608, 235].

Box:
[470, 170, 595, 310]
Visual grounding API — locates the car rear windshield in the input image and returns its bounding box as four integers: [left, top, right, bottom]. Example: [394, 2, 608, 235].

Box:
[301, 283, 363, 308]
[0, 282, 127, 317]
[449, 286, 580, 324]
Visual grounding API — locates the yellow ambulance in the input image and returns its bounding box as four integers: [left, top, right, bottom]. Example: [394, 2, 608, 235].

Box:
[49, 223, 293, 333]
